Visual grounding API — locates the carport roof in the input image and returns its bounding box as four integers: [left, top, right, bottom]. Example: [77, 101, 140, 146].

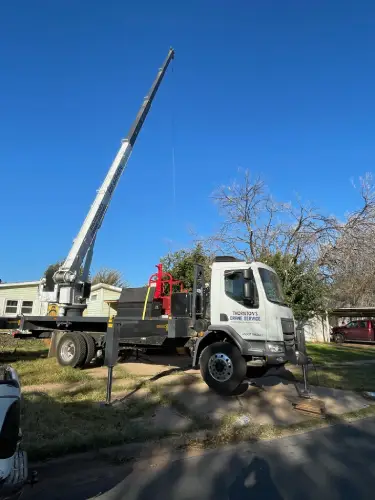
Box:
[331, 307, 375, 318]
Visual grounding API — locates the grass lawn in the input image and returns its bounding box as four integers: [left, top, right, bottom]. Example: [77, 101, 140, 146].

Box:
[286, 342, 375, 392]
[22, 381, 171, 460]
[306, 342, 375, 365]
[0, 335, 198, 460]
[0, 335, 91, 385]
[2, 335, 375, 461]
[290, 363, 375, 392]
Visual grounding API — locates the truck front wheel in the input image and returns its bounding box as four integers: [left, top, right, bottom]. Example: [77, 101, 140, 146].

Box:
[200, 342, 247, 396]
[56, 332, 87, 368]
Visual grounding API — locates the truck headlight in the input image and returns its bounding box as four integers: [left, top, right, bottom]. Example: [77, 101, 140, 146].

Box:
[266, 343, 285, 353]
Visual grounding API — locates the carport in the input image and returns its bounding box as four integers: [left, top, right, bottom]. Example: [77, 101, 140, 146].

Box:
[330, 307, 375, 324]
[301, 308, 375, 343]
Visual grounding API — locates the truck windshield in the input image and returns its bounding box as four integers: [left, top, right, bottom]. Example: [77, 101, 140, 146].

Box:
[258, 268, 287, 306]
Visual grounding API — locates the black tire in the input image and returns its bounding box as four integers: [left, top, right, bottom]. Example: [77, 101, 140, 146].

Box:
[334, 333, 344, 344]
[200, 341, 247, 396]
[81, 333, 96, 367]
[56, 332, 87, 368]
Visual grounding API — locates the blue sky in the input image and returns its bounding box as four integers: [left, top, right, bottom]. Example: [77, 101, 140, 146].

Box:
[1, 1, 375, 286]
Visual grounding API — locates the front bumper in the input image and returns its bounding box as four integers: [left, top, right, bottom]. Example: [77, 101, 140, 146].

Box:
[245, 340, 297, 366]
[265, 352, 288, 365]
[0, 451, 28, 500]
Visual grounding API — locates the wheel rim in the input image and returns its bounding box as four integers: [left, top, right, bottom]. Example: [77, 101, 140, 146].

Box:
[208, 352, 233, 382]
[60, 340, 76, 362]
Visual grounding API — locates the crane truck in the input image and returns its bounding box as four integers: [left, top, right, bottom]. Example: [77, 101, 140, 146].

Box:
[10, 48, 301, 396]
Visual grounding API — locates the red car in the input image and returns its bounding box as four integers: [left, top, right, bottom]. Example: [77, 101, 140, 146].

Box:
[331, 319, 375, 343]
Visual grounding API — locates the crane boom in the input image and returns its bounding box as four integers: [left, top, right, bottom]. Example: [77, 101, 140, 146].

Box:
[40, 48, 175, 316]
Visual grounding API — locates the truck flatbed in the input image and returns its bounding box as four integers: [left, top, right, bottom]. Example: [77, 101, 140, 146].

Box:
[19, 315, 108, 335]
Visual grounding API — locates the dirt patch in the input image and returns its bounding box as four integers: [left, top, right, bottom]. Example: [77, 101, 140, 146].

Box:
[87, 366, 110, 379]
[23, 381, 87, 394]
[23, 383, 67, 394]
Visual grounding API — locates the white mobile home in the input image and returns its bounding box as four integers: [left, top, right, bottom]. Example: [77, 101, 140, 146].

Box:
[83, 283, 122, 317]
[0, 281, 121, 319]
[0, 281, 46, 318]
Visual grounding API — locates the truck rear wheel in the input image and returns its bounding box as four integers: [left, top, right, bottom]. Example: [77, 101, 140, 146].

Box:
[56, 332, 87, 368]
[81, 333, 96, 367]
[200, 342, 247, 396]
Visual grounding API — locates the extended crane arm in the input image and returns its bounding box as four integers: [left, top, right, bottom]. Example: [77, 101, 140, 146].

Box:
[40, 48, 175, 315]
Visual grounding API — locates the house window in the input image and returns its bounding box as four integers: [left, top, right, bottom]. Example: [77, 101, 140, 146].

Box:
[5, 300, 18, 314]
[21, 301, 33, 314]
[91, 294, 98, 301]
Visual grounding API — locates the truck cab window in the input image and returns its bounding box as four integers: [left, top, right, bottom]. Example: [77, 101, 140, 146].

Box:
[225, 270, 258, 307]
[258, 268, 286, 306]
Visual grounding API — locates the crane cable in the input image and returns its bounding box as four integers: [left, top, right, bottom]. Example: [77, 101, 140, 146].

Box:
[171, 59, 177, 207]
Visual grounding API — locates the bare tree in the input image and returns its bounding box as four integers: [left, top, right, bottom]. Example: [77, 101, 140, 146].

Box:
[323, 174, 375, 306]
[202, 170, 375, 308]
[206, 170, 336, 265]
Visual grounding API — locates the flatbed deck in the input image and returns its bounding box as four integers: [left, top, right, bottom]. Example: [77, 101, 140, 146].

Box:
[18, 315, 108, 335]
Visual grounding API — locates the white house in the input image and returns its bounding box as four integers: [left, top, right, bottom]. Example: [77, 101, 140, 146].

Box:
[0, 281, 121, 319]
[0, 281, 45, 317]
[297, 315, 331, 343]
[84, 283, 122, 317]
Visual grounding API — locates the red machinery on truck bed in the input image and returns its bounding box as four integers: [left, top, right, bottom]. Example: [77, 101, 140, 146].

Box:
[148, 264, 187, 316]
[17, 261, 206, 370]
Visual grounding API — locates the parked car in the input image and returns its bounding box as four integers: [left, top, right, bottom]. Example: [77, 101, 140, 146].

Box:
[0, 365, 28, 500]
[331, 319, 375, 343]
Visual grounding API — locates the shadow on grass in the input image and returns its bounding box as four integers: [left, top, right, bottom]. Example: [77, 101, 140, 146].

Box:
[22, 363, 306, 462]
[22, 391, 172, 462]
[0, 350, 48, 363]
[22, 402, 375, 500]
[17, 350, 375, 498]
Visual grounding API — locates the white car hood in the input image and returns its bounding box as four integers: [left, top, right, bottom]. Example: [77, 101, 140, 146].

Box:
[0, 374, 21, 481]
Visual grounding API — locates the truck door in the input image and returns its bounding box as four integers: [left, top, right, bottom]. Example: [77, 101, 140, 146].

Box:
[220, 269, 266, 341]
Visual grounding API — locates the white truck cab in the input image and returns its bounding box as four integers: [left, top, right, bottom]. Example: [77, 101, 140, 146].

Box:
[193, 256, 297, 395]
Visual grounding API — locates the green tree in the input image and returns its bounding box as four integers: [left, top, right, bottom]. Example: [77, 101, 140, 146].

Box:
[91, 267, 126, 288]
[43, 261, 64, 291]
[261, 252, 328, 321]
[161, 243, 212, 290]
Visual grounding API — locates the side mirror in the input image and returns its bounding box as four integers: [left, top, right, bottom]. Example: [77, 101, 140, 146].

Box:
[243, 268, 257, 307]
[244, 281, 252, 300]
[243, 268, 253, 301]
[243, 268, 252, 281]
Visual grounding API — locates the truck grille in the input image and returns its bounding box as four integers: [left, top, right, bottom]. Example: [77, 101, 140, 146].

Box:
[281, 318, 295, 348]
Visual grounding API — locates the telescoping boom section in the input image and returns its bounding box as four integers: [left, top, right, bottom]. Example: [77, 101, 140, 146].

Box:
[39, 48, 175, 317]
